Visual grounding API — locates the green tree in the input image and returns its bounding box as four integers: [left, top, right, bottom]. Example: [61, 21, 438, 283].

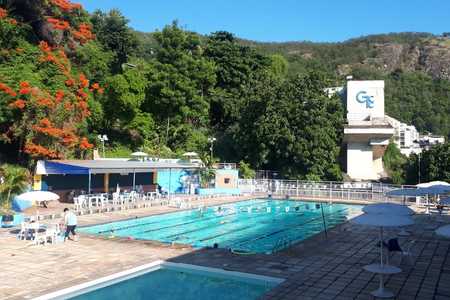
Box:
[90, 9, 139, 72]
[382, 141, 407, 184]
[204, 31, 270, 129]
[269, 54, 289, 80]
[0, 164, 29, 210]
[144, 22, 216, 151]
[235, 71, 344, 180]
[406, 143, 450, 184]
[238, 161, 255, 179]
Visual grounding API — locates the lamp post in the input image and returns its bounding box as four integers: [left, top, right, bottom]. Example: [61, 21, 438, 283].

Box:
[97, 134, 108, 158]
[413, 140, 421, 184]
[207, 137, 216, 162]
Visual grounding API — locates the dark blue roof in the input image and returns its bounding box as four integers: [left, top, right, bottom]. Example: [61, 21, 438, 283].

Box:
[44, 161, 89, 175]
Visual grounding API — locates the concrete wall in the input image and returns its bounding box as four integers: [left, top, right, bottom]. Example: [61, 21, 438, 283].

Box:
[347, 142, 376, 180]
[215, 169, 239, 189]
[156, 169, 194, 193]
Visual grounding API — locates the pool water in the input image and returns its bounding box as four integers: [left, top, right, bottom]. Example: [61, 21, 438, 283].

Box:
[80, 199, 362, 253]
[69, 267, 274, 300]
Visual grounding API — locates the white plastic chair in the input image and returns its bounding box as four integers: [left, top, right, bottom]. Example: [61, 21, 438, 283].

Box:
[27, 222, 46, 245]
[73, 196, 84, 211]
[17, 222, 28, 240]
[45, 224, 61, 244]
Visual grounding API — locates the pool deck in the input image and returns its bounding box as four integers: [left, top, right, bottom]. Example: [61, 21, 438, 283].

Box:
[1, 197, 449, 300]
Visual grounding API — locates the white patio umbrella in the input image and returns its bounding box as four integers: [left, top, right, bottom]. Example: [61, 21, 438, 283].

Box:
[435, 224, 450, 238]
[416, 181, 450, 188]
[363, 203, 414, 236]
[16, 191, 59, 206]
[131, 151, 149, 157]
[182, 152, 198, 157]
[116, 183, 120, 194]
[351, 213, 414, 298]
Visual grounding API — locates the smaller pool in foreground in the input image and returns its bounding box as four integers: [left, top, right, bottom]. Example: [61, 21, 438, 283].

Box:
[35, 261, 283, 300]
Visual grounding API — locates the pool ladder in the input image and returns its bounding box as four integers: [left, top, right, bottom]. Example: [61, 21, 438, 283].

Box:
[272, 236, 292, 253]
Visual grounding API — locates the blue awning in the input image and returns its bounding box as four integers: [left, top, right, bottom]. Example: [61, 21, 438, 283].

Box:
[42, 161, 89, 175]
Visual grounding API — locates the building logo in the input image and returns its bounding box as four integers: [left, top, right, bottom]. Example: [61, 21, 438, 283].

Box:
[356, 91, 374, 108]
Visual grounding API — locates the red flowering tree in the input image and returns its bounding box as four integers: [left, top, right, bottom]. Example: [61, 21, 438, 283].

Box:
[0, 2, 101, 160]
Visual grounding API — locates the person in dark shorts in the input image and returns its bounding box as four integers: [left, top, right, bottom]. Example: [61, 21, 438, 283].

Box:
[63, 208, 78, 241]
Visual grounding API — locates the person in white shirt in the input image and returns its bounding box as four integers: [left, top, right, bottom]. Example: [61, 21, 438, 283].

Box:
[63, 208, 78, 241]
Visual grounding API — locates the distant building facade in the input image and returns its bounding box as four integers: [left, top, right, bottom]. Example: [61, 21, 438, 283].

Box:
[385, 116, 421, 156]
[328, 79, 446, 181]
[385, 116, 445, 156]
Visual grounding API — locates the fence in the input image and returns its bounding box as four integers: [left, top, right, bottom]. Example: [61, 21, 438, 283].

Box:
[238, 179, 415, 203]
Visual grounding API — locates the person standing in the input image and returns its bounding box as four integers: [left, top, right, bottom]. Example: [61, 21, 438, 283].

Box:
[63, 208, 78, 241]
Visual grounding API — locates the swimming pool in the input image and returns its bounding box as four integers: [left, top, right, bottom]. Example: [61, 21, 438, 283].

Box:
[35, 261, 283, 300]
[80, 199, 362, 253]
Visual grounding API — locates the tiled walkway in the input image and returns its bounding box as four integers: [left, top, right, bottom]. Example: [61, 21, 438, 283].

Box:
[0, 199, 449, 300]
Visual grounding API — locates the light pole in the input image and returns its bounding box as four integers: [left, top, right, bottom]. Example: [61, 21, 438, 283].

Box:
[97, 134, 108, 158]
[413, 140, 421, 184]
[417, 151, 421, 184]
[207, 137, 216, 163]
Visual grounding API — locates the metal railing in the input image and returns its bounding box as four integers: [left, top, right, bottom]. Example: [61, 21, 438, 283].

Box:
[237, 179, 416, 203]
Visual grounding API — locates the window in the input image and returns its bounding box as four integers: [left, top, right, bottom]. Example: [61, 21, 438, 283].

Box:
[224, 178, 230, 184]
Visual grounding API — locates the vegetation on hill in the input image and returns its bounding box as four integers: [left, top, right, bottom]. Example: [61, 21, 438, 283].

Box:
[0, 1, 447, 183]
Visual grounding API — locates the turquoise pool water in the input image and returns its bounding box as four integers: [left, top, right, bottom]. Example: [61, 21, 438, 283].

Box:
[80, 199, 362, 253]
[69, 266, 274, 300]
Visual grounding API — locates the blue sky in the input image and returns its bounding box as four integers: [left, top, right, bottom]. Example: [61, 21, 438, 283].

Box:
[78, 0, 450, 42]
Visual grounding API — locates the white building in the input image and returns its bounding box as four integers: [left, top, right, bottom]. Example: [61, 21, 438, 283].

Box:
[385, 116, 421, 156]
[343, 80, 394, 181]
[419, 134, 446, 150]
[329, 79, 446, 180]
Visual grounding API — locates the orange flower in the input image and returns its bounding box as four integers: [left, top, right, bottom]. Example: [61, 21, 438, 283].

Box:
[37, 97, 54, 107]
[51, 0, 82, 12]
[97, 88, 104, 94]
[39, 41, 51, 53]
[20, 81, 30, 88]
[9, 99, 25, 109]
[79, 74, 89, 87]
[0, 8, 7, 18]
[9, 19, 17, 25]
[65, 78, 75, 86]
[19, 87, 30, 95]
[91, 83, 99, 89]
[40, 118, 52, 127]
[0, 82, 17, 97]
[79, 137, 93, 149]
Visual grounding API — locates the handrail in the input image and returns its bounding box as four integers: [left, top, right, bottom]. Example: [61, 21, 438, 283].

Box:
[237, 179, 416, 203]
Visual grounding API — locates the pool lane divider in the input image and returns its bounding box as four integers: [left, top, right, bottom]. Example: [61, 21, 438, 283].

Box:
[173, 206, 349, 248]
[95, 200, 272, 235]
[229, 207, 349, 251]
[162, 206, 294, 240]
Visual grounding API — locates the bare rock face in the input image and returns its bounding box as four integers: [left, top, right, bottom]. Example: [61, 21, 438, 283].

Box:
[419, 42, 450, 80]
[358, 37, 450, 80]
[374, 43, 405, 71]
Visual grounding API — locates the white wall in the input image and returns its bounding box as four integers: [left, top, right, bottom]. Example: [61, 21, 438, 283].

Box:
[347, 81, 385, 122]
[347, 142, 376, 180]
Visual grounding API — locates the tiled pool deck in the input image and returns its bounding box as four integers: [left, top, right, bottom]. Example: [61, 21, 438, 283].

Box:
[1, 198, 449, 300]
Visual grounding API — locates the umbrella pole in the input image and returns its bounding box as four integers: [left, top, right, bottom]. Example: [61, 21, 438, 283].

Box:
[378, 226, 387, 296]
[380, 227, 384, 266]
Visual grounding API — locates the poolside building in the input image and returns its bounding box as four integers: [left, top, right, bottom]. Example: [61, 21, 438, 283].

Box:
[33, 159, 201, 201]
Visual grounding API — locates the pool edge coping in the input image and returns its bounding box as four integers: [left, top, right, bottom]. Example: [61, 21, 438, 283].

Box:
[32, 260, 285, 300]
